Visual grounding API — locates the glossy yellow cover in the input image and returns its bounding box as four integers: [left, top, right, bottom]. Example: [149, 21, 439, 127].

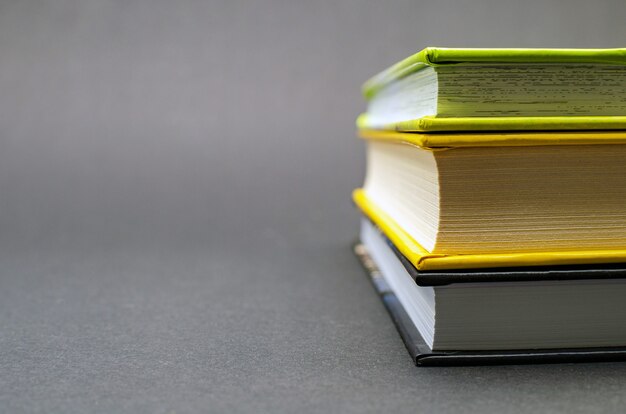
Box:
[358, 129, 626, 149]
[353, 189, 626, 271]
[356, 113, 626, 133]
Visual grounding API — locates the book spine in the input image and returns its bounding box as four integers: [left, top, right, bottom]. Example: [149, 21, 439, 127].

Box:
[353, 243, 431, 365]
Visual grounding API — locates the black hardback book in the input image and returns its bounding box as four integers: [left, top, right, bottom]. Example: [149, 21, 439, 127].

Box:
[354, 239, 626, 366]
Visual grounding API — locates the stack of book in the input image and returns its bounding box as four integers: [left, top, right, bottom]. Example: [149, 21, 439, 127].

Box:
[353, 48, 626, 366]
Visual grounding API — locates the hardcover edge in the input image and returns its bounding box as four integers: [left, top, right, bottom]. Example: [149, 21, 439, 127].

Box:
[353, 188, 626, 271]
[353, 241, 626, 366]
[357, 128, 626, 149]
[367, 215, 626, 286]
[362, 47, 626, 99]
[356, 113, 626, 133]
[353, 242, 432, 366]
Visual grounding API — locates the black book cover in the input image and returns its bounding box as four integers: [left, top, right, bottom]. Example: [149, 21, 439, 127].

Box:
[354, 242, 626, 366]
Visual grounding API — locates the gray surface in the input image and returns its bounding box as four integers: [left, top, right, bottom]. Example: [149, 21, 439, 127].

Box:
[2, 0, 626, 412]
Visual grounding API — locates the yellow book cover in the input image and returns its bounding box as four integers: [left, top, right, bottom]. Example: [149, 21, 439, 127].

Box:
[354, 189, 626, 271]
[355, 129, 626, 270]
[358, 128, 626, 148]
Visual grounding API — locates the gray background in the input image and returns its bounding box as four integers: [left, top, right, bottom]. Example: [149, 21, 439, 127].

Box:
[2, 0, 626, 412]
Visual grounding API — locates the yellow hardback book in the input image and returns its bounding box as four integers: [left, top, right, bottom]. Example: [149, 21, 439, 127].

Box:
[355, 129, 626, 271]
[359, 47, 626, 132]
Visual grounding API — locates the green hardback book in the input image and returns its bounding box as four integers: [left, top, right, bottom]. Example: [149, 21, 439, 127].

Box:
[359, 47, 626, 132]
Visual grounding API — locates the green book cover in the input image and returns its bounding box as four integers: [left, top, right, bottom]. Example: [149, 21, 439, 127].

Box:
[356, 114, 626, 133]
[360, 47, 626, 132]
[363, 47, 626, 98]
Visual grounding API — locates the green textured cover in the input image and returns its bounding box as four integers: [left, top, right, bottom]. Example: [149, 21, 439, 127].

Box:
[363, 47, 626, 99]
[356, 114, 626, 132]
